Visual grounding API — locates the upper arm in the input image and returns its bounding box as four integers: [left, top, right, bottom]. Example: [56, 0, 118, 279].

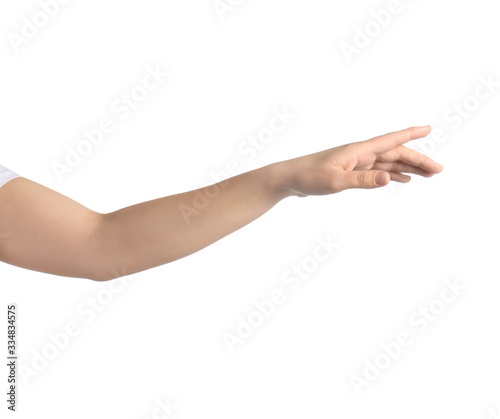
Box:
[0, 177, 104, 280]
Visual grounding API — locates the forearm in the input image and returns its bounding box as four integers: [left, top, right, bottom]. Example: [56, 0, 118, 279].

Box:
[92, 163, 291, 280]
[0, 127, 442, 281]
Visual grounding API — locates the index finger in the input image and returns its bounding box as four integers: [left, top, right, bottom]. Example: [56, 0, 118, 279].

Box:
[364, 126, 431, 154]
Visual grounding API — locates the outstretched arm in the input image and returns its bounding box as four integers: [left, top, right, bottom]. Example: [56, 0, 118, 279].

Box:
[0, 126, 443, 281]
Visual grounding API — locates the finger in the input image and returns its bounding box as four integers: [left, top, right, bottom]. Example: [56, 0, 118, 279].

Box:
[341, 170, 390, 190]
[396, 145, 444, 173]
[376, 147, 444, 174]
[387, 171, 412, 183]
[373, 161, 434, 177]
[363, 126, 431, 154]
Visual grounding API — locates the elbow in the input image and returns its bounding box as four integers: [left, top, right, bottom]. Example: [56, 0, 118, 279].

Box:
[87, 272, 117, 282]
[86, 263, 131, 282]
[88, 257, 138, 281]
[83, 212, 131, 282]
[85, 263, 131, 284]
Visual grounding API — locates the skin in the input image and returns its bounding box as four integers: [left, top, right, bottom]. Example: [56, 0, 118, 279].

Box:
[0, 126, 443, 281]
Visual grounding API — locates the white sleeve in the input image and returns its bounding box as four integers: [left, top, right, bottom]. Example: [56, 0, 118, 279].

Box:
[0, 164, 20, 188]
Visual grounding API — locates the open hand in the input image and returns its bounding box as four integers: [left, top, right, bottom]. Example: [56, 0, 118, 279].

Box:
[277, 126, 443, 197]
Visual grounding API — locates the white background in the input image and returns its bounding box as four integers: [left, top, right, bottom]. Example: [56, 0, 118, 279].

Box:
[1, 0, 499, 418]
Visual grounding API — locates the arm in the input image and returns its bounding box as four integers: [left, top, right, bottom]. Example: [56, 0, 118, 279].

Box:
[0, 126, 443, 281]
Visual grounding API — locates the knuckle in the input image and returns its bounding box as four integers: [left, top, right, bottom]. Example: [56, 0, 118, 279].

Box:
[356, 171, 368, 186]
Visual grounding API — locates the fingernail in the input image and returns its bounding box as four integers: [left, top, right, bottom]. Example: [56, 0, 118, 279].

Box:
[375, 172, 386, 186]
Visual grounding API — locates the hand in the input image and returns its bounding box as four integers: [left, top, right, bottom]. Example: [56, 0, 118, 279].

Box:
[275, 126, 443, 197]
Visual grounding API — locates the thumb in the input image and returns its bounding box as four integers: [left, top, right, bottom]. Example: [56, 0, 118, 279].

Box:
[343, 170, 390, 190]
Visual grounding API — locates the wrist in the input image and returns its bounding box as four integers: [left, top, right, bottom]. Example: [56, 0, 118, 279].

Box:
[263, 161, 299, 201]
